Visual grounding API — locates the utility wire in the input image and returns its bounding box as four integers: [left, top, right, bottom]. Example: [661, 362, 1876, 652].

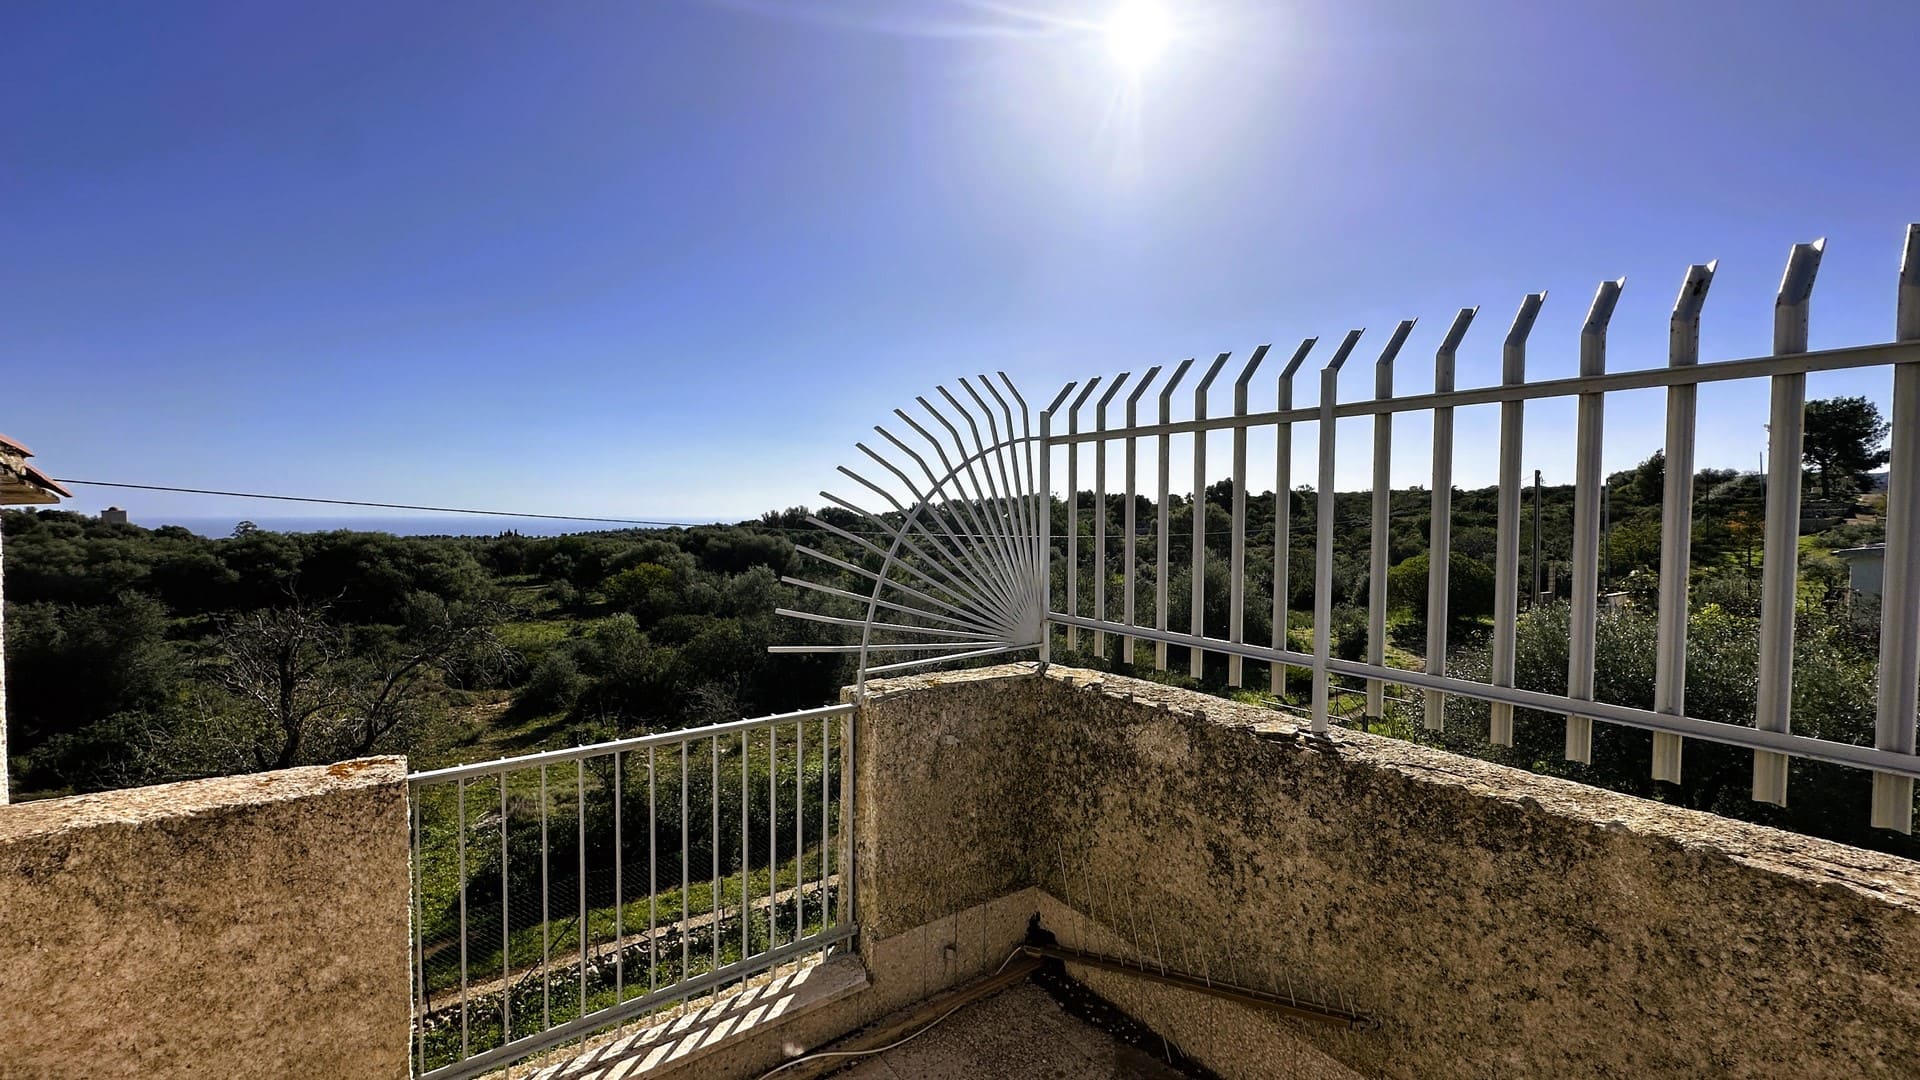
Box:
[53, 479, 723, 529]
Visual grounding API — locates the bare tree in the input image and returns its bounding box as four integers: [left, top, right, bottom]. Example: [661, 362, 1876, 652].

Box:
[214, 601, 349, 769]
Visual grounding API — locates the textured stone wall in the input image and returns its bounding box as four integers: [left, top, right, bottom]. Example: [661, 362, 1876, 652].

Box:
[0, 758, 412, 1079]
[861, 664, 1920, 1080]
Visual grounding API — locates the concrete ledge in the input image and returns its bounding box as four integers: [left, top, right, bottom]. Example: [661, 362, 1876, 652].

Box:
[0, 758, 412, 1079]
[859, 664, 1920, 1079]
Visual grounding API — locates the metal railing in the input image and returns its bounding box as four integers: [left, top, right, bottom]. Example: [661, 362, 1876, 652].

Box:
[1039, 225, 1920, 834]
[407, 703, 854, 1079]
[772, 226, 1919, 822]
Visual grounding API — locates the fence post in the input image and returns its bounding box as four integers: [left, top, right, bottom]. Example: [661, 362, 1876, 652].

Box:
[1190, 353, 1231, 678]
[1490, 293, 1546, 747]
[1874, 224, 1920, 833]
[1367, 321, 1415, 717]
[1093, 374, 1130, 661]
[1424, 309, 1477, 730]
[1314, 331, 1364, 732]
[1155, 360, 1195, 671]
[1272, 340, 1315, 696]
[1753, 239, 1824, 806]
[1064, 379, 1102, 654]
[1122, 368, 1162, 666]
[1567, 278, 1624, 764]
[1653, 262, 1717, 784]
[1228, 346, 1271, 687]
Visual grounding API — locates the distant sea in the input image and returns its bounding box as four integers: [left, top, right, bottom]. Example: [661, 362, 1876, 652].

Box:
[138, 515, 727, 539]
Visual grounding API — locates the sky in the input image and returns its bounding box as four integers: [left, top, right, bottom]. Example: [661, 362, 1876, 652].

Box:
[4, 0, 1918, 528]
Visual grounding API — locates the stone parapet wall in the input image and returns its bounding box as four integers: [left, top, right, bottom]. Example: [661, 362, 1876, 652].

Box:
[860, 664, 1920, 1079]
[0, 758, 412, 1079]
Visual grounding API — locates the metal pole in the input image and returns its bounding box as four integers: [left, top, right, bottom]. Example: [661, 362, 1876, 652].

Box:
[1064, 378, 1102, 653]
[1489, 293, 1544, 747]
[1192, 353, 1231, 678]
[1874, 223, 1920, 832]
[1654, 261, 1717, 784]
[1368, 322, 1414, 716]
[1123, 368, 1162, 665]
[1156, 361, 1194, 671]
[1568, 279, 1623, 764]
[1754, 239, 1824, 806]
[1314, 331, 1364, 731]
[1425, 309, 1478, 730]
[1272, 340, 1315, 695]
[1228, 347, 1271, 686]
[1093, 374, 1130, 660]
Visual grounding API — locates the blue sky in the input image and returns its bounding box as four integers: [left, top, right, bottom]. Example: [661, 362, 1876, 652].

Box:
[4, 0, 1917, 524]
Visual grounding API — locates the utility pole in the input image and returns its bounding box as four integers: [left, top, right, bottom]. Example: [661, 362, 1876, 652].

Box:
[1531, 469, 1543, 607]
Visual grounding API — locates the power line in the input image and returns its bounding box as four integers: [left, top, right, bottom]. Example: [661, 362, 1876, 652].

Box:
[53, 479, 724, 530]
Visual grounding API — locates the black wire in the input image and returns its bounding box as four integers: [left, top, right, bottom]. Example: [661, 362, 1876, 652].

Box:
[52, 479, 725, 529]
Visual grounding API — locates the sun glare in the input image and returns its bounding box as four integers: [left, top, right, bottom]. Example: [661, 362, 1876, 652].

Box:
[1104, 2, 1173, 73]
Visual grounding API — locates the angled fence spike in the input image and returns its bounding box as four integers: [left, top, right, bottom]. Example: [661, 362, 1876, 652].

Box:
[1367, 320, 1416, 717]
[929, 386, 1025, 613]
[1229, 345, 1273, 686]
[1123, 366, 1163, 665]
[1425, 308, 1478, 730]
[1875, 223, 1920, 832]
[1754, 239, 1824, 806]
[1094, 373, 1132, 659]
[1567, 278, 1625, 764]
[1274, 337, 1317, 696]
[1653, 261, 1718, 782]
[1314, 330, 1366, 732]
[1490, 292, 1547, 747]
[1191, 352, 1232, 677]
[1156, 359, 1196, 670]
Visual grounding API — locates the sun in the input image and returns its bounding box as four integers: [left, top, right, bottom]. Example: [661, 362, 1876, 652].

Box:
[1104, 2, 1174, 74]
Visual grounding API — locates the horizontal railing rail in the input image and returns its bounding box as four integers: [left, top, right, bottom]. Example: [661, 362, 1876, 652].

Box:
[408, 703, 853, 1079]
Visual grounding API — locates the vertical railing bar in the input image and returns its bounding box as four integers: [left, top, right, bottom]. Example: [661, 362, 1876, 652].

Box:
[1094, 373, 1131, 660]
[648, 748, 657, 997]
[1490, 292, 1546, 747]
[577, 758, 587, 1023]
[457, 776, 469, 1061]
[820, 708, 830, 934]
[1568, 279, 1625, 764]
[1425, 309, 1477, 729]
[1273, 338, 1315, 696]
[1039, 380, 1077, 663]
[760, 722, 768, 941]
[1314, 331, 1364, 731]
[1873, 223, 1920, 833]
[500, 770, 511, 1044]
[1654, 261, 1718, 783]
[1123, 367, 1162, 664]
[794, 719, 804, 943]
[1367, 322, 1415, 716]
[1191, 352, 1231, 678]
[711, 734, 721, 982]
[1156, 360, 1195, 670]
[1065, 377, 1103, 653]
[687, 737, 695, 983]
[1755, 239, 1824, 806]
[1229, 346, 1272, 687]
[740, 730, 750, 962]
[411, 787, 425, 1075]
[614, 752, 624, 1005]
[541, 764, 550, 1035]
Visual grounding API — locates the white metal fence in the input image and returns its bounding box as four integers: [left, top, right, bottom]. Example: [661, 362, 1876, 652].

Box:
[778, 224, 1920, 835]
[407, 704, 852, 1079]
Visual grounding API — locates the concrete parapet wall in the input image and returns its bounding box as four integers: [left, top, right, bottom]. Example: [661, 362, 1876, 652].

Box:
[860, 664, 1920, 1080]
[0, 758, 412, 1079]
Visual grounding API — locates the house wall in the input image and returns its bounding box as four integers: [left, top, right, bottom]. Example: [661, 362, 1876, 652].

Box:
[0, 759, 413, 1078]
